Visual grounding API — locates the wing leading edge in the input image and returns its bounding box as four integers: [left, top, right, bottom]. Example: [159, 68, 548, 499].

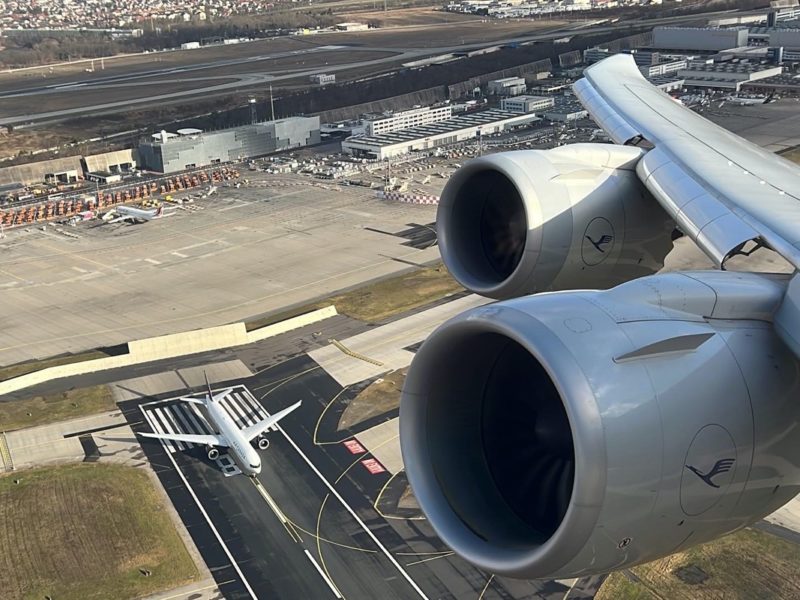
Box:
[139, 431, 227, 446]
[574, 54, 800, 269]
[241, 400, 302, 441]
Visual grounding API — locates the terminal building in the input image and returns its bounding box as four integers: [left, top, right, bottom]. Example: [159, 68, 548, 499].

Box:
[678, 63, 783, 91]
[341, 109, 539, 160]
[363, 106, 452, 136]
[138, 117, 320, 173]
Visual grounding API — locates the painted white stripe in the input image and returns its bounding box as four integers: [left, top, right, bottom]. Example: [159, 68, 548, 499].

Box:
[153, 408, 182, 452]
[253, 480, 289, 525]
[231, 392, 261, 424]
[275, 423, 430, 600]
[139, 406, 258, 600]
[240, 391, 280, 433]
[239, 391, 269, 421]
[304, 549, 343, 599]
[222, 396, 251, 428]
[238, 389, 265, 413]
[184, 403, 213, 435]
[171, 406, 199, 448]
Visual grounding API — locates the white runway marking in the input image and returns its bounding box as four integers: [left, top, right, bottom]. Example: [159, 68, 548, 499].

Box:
[139, 406, 258, 600]
[304, 549, 343, 599]
[275, 421, 431, 599]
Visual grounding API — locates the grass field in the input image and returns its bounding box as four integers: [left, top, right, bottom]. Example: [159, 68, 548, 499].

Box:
[0, 463, 199, 600]
[327, 263, 463, 322]
[596, 528, 800, 600]
[246, 262, 463, 329]
[339, 367, 407, 430]
[0, 384, 116, 432]
[0, 350, 109, 382]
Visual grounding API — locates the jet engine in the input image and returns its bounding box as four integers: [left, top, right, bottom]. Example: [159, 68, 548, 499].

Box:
[437, 144, 675, 299]
[207, 447, 220, 461]
[400, 270, 800, 579]
[257, 437, 270, 450]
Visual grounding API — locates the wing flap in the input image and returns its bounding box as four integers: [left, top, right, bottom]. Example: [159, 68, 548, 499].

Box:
[635, 147, 761, 266]
[574, 54, 800, 269]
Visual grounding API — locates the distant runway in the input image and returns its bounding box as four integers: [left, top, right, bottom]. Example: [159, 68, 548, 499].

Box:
[0, 10, 736, 126]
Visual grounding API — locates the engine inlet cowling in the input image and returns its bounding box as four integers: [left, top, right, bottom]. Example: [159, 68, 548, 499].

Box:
[437, 144, 674, 299]
[401, 272, 800, 579]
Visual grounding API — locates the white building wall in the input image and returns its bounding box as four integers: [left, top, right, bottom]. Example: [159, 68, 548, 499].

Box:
[500, 96, 555, 113]
[364, 106, 452, 136]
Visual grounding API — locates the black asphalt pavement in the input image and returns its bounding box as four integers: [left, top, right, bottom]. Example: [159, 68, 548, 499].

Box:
[121, 350, 575, 599]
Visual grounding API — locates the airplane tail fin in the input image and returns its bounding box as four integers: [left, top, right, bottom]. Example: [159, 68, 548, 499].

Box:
[203, 370, 233, 403]
[204, 371, 213, 401]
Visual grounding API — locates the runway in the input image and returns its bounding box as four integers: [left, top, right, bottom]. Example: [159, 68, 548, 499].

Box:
[121, 355, 571, 599]
[0, 10, 736, 126]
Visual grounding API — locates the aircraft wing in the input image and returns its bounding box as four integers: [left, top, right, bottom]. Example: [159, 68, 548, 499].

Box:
[139, 431, 228, 447]
[242, 400, 302, 441]
[106, 215, 134, 224]
[573, 54, 800, 269]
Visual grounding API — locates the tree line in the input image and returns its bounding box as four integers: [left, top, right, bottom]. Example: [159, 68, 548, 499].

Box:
[0, 10, 338, 68]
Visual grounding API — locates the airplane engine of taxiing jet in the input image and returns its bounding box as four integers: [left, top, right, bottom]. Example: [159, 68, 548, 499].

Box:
[437, 144, 675, 299]
[257, 437, 270, 450]
[207, 447, 220, 461]
[400, 270, 800, 579]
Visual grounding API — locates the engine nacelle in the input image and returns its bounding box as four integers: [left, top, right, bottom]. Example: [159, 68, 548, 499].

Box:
[257, 437, 270, 451]
[400, 271, 800, 579]
[438, 144, 675, 299]
[207, 447, 220, 461]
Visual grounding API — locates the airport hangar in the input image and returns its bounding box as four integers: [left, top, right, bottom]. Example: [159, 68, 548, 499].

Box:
[138, 116, 320, 174]
[341, 109, 539, 160]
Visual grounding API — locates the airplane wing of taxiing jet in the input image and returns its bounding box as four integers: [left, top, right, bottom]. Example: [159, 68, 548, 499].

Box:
[241, 400, 302, 441]
[398, 53, 800, 582]
[138, 431, 227, 446]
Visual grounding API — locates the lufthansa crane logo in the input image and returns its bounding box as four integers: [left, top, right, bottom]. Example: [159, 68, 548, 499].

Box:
[585, 234, 614, 253]
[685, 459, 735, 488]
[581, 217, 615, 266]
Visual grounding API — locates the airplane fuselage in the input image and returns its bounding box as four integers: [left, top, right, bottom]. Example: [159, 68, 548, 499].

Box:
[205, 398, 262, 477]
